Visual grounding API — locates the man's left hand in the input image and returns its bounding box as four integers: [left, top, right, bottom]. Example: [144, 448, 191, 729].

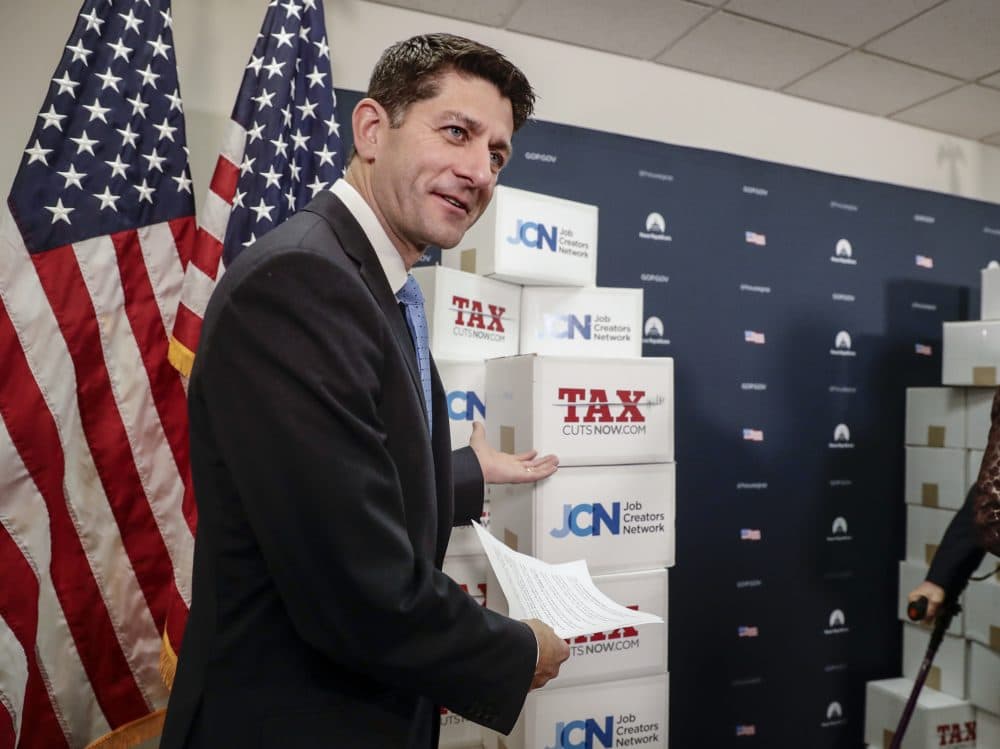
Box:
[469, 422, 558, 484]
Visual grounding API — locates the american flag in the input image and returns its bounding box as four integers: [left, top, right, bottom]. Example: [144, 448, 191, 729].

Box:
[744, 329, 765, 344]
[745, 230, 766, 246]
[737, 625, 759, 638]
[915, 254, 934, 269]
[915, 343, 933, 356]
[742, 428, 764, 442]
[0, 1, 195, 746]
[169, 0, 344, 376]
[740, 528, 762, 541]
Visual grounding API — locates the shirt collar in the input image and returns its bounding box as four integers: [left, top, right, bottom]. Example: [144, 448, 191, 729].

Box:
[330, 178, 409, 295]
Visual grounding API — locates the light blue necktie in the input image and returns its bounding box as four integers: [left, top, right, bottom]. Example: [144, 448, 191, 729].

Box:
[396, 274, 433, 433]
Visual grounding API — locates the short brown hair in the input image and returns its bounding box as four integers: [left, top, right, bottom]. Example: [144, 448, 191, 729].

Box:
[367, 33, 535, 131]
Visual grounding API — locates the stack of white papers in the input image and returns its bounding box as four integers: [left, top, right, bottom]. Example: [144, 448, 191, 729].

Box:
[473, 521, 663, 638]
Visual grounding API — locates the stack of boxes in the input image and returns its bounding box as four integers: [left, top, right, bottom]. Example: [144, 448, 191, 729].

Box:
[864, 263, 1000, 748]
[481, 353, 673, 749]
[421, 186, 674, 748]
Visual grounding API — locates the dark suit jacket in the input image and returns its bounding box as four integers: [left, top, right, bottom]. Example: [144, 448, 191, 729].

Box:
[160, 191, 536, 748]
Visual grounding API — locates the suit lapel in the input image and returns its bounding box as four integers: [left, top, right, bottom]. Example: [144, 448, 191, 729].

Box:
[302, 191, 428, 421]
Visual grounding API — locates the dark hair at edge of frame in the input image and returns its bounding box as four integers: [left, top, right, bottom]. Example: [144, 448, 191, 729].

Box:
[369, 33, 535, 131]
[347, 34, 536, 163]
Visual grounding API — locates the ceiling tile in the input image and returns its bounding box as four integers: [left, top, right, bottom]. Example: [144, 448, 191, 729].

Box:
[655, 11, 847, 90]
[785, 52, 959, 116]
[982, 71, 1000, 89]
[366, 0, 522, 27]
[725, 0, 939, 46]
[866, 0, 1000, 80]
[506, 0, 711, 60]
[892, 84, 1000, 139]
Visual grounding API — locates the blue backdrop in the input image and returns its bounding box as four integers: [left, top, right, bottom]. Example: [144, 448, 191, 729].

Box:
[337, 89, 1000, 747]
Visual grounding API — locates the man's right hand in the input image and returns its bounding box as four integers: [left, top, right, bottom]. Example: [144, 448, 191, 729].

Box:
[523, 619, 570, 690]
[907, 580, 945, 621]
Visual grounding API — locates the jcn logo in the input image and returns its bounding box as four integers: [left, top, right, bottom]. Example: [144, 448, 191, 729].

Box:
[543, 313, 592, 340]
[507, 219, 558, 251]
[551, 502, 621, 538]
[545, 717, 614, 749]
[446, 391, 485, 422]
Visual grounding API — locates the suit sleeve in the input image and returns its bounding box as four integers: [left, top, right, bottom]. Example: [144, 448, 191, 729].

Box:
[927, 484, 988, 595]
[195, 249, 534, 733]
[452, 446, 484, 526]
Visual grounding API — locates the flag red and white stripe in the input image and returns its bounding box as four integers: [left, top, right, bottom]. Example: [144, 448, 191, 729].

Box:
[167, 123, 243, 376]
[168, 0, 344, 376]
[1, 1, 195, 746]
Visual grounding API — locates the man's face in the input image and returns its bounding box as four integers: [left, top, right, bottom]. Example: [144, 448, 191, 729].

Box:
[369, 70, 514, 258]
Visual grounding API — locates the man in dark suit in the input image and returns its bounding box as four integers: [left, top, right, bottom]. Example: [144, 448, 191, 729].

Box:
[161, 33, 568, 748]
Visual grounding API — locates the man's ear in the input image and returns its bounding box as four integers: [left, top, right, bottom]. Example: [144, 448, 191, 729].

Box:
[352, 98, 385, 161]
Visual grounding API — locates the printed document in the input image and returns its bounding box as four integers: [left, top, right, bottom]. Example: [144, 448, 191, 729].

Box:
[472, 521, 663, 639]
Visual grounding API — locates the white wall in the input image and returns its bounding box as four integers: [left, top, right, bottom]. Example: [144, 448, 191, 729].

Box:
[2, 0, 999, 206]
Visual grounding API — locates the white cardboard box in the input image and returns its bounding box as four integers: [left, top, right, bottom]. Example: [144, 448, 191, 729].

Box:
[902, 623, 966, 699]
[906, 506, 958, 567]
[444, 185, 598, 287]
[898, 560, 964, 637]
[983, 262, 1000, 320]
[965, 577, 1000, 653]
[975, 708, 1000, 749]
[943, 321, 1000, 386]
[438, 360, 486, 450]
[969, 642, 1000, 715]
[486, 568, 667, 690]
[966, 388, 994, 450]
[486, 464, 675, 574]
[518, 286, 643, 359]
[411, 265, 521, 361]
[864, 678, 975, 749]
[485, 355, 674, 466]
[487, 674, 668, 749]
[905, 447, 967, 510]
[443, 553, 488, 604]
[905, 388, 966, 448]
[974, 552, 1000, 581]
